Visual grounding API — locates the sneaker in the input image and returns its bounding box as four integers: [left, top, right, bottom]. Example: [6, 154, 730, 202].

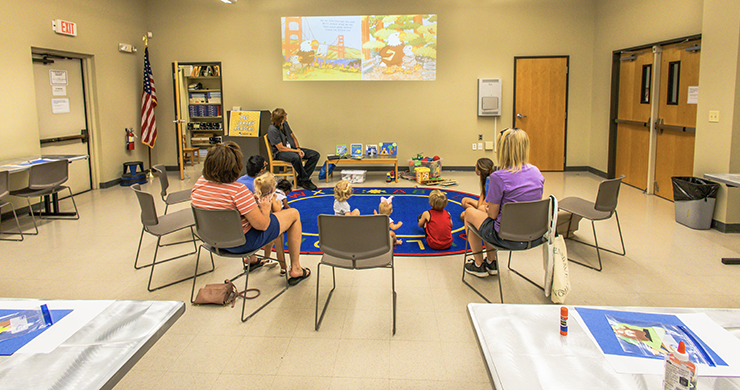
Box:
[485, 259, 498, 275]
[464, 260, 489, 278]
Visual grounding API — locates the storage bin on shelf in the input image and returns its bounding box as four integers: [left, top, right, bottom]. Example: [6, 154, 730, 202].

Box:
[408, 158, 442, 179]
[341, 170, 366, 184]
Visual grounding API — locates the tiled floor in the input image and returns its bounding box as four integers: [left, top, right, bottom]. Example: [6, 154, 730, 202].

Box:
[2, 165, 739, 389]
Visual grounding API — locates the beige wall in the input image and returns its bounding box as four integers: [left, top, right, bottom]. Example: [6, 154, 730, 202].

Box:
[148, 0, 596, 170]
[694, 0, 740, 225]
[0, 0, 147, 186]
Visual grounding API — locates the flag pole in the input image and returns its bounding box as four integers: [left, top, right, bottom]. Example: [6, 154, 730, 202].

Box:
[143, 35, 155, 180]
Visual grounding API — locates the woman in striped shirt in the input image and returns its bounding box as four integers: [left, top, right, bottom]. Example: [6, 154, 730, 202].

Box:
[191, 142, 310, 285]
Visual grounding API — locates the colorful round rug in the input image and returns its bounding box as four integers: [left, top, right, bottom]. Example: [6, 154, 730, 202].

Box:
[285, 186, 476, 256]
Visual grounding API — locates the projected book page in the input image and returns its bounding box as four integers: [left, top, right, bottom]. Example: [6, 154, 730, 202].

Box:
[281, 15, 437, 81]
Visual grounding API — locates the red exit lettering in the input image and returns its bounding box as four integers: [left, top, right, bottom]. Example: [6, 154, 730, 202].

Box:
[61, 21, 74, 34]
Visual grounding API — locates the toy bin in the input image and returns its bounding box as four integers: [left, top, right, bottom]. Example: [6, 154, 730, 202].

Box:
[415, 167, 430, 183]
[341, 170, 366, 184]
[408, 158, 442, 179]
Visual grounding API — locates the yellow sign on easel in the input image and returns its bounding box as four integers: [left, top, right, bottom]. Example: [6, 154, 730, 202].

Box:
[228, 111, 260, 137]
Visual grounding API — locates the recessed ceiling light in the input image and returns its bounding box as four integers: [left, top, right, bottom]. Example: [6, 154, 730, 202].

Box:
[221, 0, 236, 3]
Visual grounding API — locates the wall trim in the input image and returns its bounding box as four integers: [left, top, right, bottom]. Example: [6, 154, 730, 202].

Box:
[100, 178, 121, 188]
[711, 220, 740, 234]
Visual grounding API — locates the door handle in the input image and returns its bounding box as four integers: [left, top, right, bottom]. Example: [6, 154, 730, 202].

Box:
[516, 114, 526, 119]
[173, 119, 186, 123]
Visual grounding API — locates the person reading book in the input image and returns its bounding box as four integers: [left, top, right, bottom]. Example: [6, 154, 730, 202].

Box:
[267, 108, 321, 191]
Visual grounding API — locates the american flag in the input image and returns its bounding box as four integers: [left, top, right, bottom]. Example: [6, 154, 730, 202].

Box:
[140, 47, 157, 148]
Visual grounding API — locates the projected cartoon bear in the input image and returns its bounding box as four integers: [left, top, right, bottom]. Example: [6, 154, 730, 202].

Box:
[298, 40, 319, 73]
[378, 32, 406, 74]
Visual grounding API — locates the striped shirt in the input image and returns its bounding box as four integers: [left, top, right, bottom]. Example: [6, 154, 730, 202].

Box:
[191, 176, 257, 233]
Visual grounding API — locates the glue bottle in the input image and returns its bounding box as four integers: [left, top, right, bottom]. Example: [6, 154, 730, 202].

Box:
[663, 341, 697, 390]
[560, 306, 568, 336]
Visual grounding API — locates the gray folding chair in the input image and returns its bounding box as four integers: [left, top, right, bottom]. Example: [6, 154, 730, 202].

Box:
[0, 170, 23, 241]
[10, 159, 79, 235]
[316, 214, 396, 335]
[462, 196, 555, 303]
[153, 164, 191, 213]
[558, 175, 626, 272]
[190, 206, 290, 322]
[132, 184, 206, 291]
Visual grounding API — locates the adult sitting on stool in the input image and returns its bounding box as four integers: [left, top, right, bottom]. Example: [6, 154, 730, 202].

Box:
[267, 108, 320, 191]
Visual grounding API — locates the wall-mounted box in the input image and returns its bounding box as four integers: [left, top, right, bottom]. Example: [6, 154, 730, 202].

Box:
[478, 78, 501, 116]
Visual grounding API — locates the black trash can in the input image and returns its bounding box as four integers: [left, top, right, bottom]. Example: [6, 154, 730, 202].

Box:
[672, 177, 720, 230]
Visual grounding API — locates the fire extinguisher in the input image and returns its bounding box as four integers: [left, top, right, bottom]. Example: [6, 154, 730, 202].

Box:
[126, 128, 135, 150]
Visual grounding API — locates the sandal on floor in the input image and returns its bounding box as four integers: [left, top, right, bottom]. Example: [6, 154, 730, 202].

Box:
[287, 267, 311, 286]
[280, 269, 287, 276]
[243, 260, 264, 272]
[263, 259, 279, 268]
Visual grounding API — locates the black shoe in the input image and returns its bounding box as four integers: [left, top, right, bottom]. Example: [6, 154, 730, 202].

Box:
[486, 259, 498, 275]
[300, 179, 317, 190]
[464, 261, 489, 278]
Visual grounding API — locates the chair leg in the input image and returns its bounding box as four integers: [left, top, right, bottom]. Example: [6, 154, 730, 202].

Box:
[22, 197, 39, 235]
[567, 212, 625, 272]
[134, 226, 147, 269]
[239, 258, 290, 323]
[315, 263, 336, 331]
[135, 226, 201, 269]
[148, 227, 212, 292]
[391, 261, 396, 335]
[0, 202, 23, 241]
[507, 251, 545, 291]
[461, 237, 503, 303]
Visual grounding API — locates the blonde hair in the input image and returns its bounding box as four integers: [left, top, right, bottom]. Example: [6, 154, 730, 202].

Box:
[334, 180, 353, 202]
[253, 172, 276, 198]
[378, 200, 393, 216]
[428, 190, 448, 211]
[497, 128, 530, 173]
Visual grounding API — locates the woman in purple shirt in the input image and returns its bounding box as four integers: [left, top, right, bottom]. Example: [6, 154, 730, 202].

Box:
[464, 128, 545, 277]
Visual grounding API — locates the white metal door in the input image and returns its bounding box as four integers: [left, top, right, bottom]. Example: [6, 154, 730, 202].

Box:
[33, 56, 92, 193]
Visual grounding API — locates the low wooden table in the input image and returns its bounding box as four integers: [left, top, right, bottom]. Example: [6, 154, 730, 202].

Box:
[325, 155, 399, 183]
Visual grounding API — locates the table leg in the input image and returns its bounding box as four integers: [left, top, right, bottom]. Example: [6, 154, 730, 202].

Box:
[325, 160, 330, 183]
[395, 161, 398, 183]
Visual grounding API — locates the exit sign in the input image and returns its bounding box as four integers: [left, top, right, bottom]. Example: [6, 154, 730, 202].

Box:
[53, 19, 77, 36]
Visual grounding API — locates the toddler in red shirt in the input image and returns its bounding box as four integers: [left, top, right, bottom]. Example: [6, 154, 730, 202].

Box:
[418, 190, 453, 250]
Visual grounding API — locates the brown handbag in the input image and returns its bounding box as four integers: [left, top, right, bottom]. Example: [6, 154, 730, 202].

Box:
[193, 279, 260, 307]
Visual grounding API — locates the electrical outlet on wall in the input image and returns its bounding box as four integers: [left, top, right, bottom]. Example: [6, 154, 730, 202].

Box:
[472, 143, 477, 150]
[478, 142, 483, 150]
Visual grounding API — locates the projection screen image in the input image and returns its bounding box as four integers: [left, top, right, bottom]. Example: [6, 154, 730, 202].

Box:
[281, 15, 437, 81]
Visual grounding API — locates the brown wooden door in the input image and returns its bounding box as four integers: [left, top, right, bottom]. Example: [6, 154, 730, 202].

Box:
[654, 40, 700, 200]
[615, 50, 653, 190]
[514, 57, 568, 171]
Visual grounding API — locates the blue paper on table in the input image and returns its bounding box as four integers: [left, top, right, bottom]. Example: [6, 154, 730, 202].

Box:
[18, 159, 54, 166]
[0, 309, 73, 355]
[576, 307, 726, 366]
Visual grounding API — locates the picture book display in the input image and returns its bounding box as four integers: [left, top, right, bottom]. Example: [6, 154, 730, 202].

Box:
[350, 143, 363, 156]
[366, 144, 378, 156]
[336, 144, 348, 155]
[379, 142, 397, 156]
